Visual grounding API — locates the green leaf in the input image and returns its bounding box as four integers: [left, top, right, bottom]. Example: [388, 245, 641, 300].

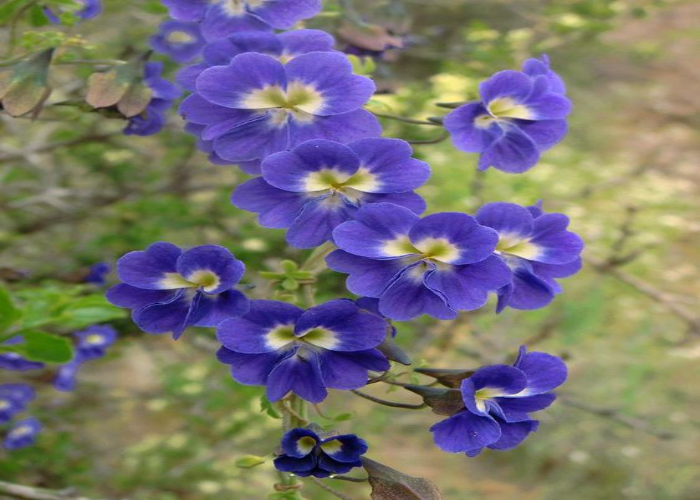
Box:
[0, 285, 21, 334]
[260, 395, 282, 419]
[57, 294, 126, 329]
[0, 0, 25, 24]
[28, 5, 50, 27]
[235, 455, 266, 468]
[332, 412, 354, 422]
[20, 330, 73, 363]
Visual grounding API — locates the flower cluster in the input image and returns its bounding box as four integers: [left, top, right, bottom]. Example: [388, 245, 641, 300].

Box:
[0, 337, 45, 371]
[151, 21, 206, 64]
[107, 243, 249, 339]
[0, 384, 40, 450]
[430, 346, 567, 456]
[44, 0, 101, 24]
[54, 325, 118, 392]
[274, 428, 367, 477]
[444, 55, 571, 173]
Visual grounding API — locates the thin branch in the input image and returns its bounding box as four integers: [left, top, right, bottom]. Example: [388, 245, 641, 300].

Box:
[561, 397, 675, 440]
[369, 111, 442, 126]
[0, 481, 100, 500]
[351, 390, 426, 410]
[330, 475, 369, 483]
[309, 477, 355, 500]
[407, 131, 450, 145]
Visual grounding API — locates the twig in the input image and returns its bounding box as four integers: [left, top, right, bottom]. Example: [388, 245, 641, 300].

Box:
[560, 397, 675, 440]
[308, 477, 355, 500]
[407, 131, 450, 145]
[369, 111, 442, 126]
[0, 481, 100, 500]
[330, 475, 369, 483]
[351, 390, 426, 409]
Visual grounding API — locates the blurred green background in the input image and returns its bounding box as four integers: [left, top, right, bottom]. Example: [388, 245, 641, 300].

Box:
[1, 0, 699, 499]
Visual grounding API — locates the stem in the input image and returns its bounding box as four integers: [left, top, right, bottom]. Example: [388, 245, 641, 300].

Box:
[331, 475, 369, 483]
[309, 477, 355, 500]
[370, 111, 442, 127]
[299, 241, 336, 273]
[0, 481, 97, 500]
[407, 131, 450, 145]
[54, 59, 126, 66]
[351, 390, 427, 410]
[4, 1, 38, 58]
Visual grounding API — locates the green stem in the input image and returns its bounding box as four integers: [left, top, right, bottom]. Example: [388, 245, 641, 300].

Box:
[299, 241, 336, 273]
[370, 110, 442, 127]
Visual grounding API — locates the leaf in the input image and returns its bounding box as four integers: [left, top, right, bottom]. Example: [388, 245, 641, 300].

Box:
[116, 83, 152, 118]
[0, 285, 21, 334]
[402, 385, 464, 416]
[57, 295, 126, 329]
[260, 395, 282, 419]
[0, 0, 25, 24]
[235, 455, 267, 468]
[20, 330, 73, 363]
[362, 457, 444, 500]
[86, 71, 129, 108]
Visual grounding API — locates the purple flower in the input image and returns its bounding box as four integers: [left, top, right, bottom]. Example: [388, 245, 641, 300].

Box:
[150, 21, 206, 64]
[475, 202, 584, 312]
[163, 0, 321, 41]
[430, 346, 567, 456]
[3, 417, 41, 450]
[177, 29, 336, 92]
[124, 63, 181, 137]
[232, 139, 429, 248]
[54, 325, 119, 392]
[0, 337, 45, 372]
[106, 243, 249, 339]
[327, 203, 512, 321]
[274, 428, 368, 478]
[181, 51, 381, 163]
[85, 262, 111, 285]
[44, 0, 101, 24]
[0, 384, 35, 424]
[444, 55, 571, 174]
[216, 299, 390, 403]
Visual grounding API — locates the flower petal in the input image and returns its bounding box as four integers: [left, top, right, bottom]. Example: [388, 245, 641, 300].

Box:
[430, 411, 501, 453]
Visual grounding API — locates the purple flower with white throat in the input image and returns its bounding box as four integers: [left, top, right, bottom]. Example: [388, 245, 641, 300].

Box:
[85, 262, 111, 286]
[150, 20, 206, 64]
[181, 51, 380, 163]
[106, 243, 249, 339]
[44, 0, 101, 24]
[444, 55, 571, 174]
[430, 346, 567, 456]
[232, 139, 429, 248]
[54, 325, 118, 392]
[0, 337, 45, 372]
[163, 0, 321, 41]
[4, 417, 41, 450]
[0, 384, 35, 424]
[475, 202, 584, 312]
[216, 299, 390, 403]
[177, 29, 336, 92]
[274, 428, 368, 478]
[124, 62, 181, 137]
[327, 203, 512, 321]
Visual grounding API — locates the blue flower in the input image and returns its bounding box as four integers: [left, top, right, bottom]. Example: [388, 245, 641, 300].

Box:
[475, 202, 584, 312]
[150, 20, 206, 64]
[232, 139, 429, 248]
[54, 325, 118, 392]
[0, 384, 35, 424]
[327, 203, 512, 321]
[163, 0, 321, 41]
[124, 62, 181, 137]
[44, 0, 101, 24]
[216, 299, 390, 403]
[444, 55, 571, 174]
[4, 417, 41, 450]
[85, 262, 111, 285]
[177, 29, 336, 93]
[180, 51, 381, 164]
[274, 428, 368, 478]
[430, 346, 567, 456]
[0, 337, 45, 371]
[106, 243, 249, 339]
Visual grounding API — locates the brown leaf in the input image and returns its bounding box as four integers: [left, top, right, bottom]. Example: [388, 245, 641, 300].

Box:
[414, 367, 475, 388]
[337, 22, 404, 52]
[2, 84, 52, 117]
[86, 71, 129, 109]
[362, 457, 444, 500]
[402, 385, 464, 416]
[117, 83, 152, 118]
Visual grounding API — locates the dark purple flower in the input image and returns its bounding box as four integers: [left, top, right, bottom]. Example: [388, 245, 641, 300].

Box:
[3, 417, 41, 450]
[444, 55, 571, 174]
[475, 202, 584, 312]
[163, 0, 321, 41]
[44, 0, 101, 24]
[232, 139, 429, 248]
[106, 243, 249, 339]
[85, 262, 111, 285]
[0, 384, 35, 424]
[216, 299, 390, 403]
[430, 346, 567, 456]
[124, 62, 181, 137]
[150, 20, 206, 64]
[181, 51, 380, 163]
[177, 29, 336, 92]
[274, 428, 368, 478]
[0, 337, 45, 372]
[327, 203, 512, 321]
[54, 325, 119, 392]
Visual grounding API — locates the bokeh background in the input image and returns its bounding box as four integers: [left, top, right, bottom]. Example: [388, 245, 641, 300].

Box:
[1, 0, 699, 499]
